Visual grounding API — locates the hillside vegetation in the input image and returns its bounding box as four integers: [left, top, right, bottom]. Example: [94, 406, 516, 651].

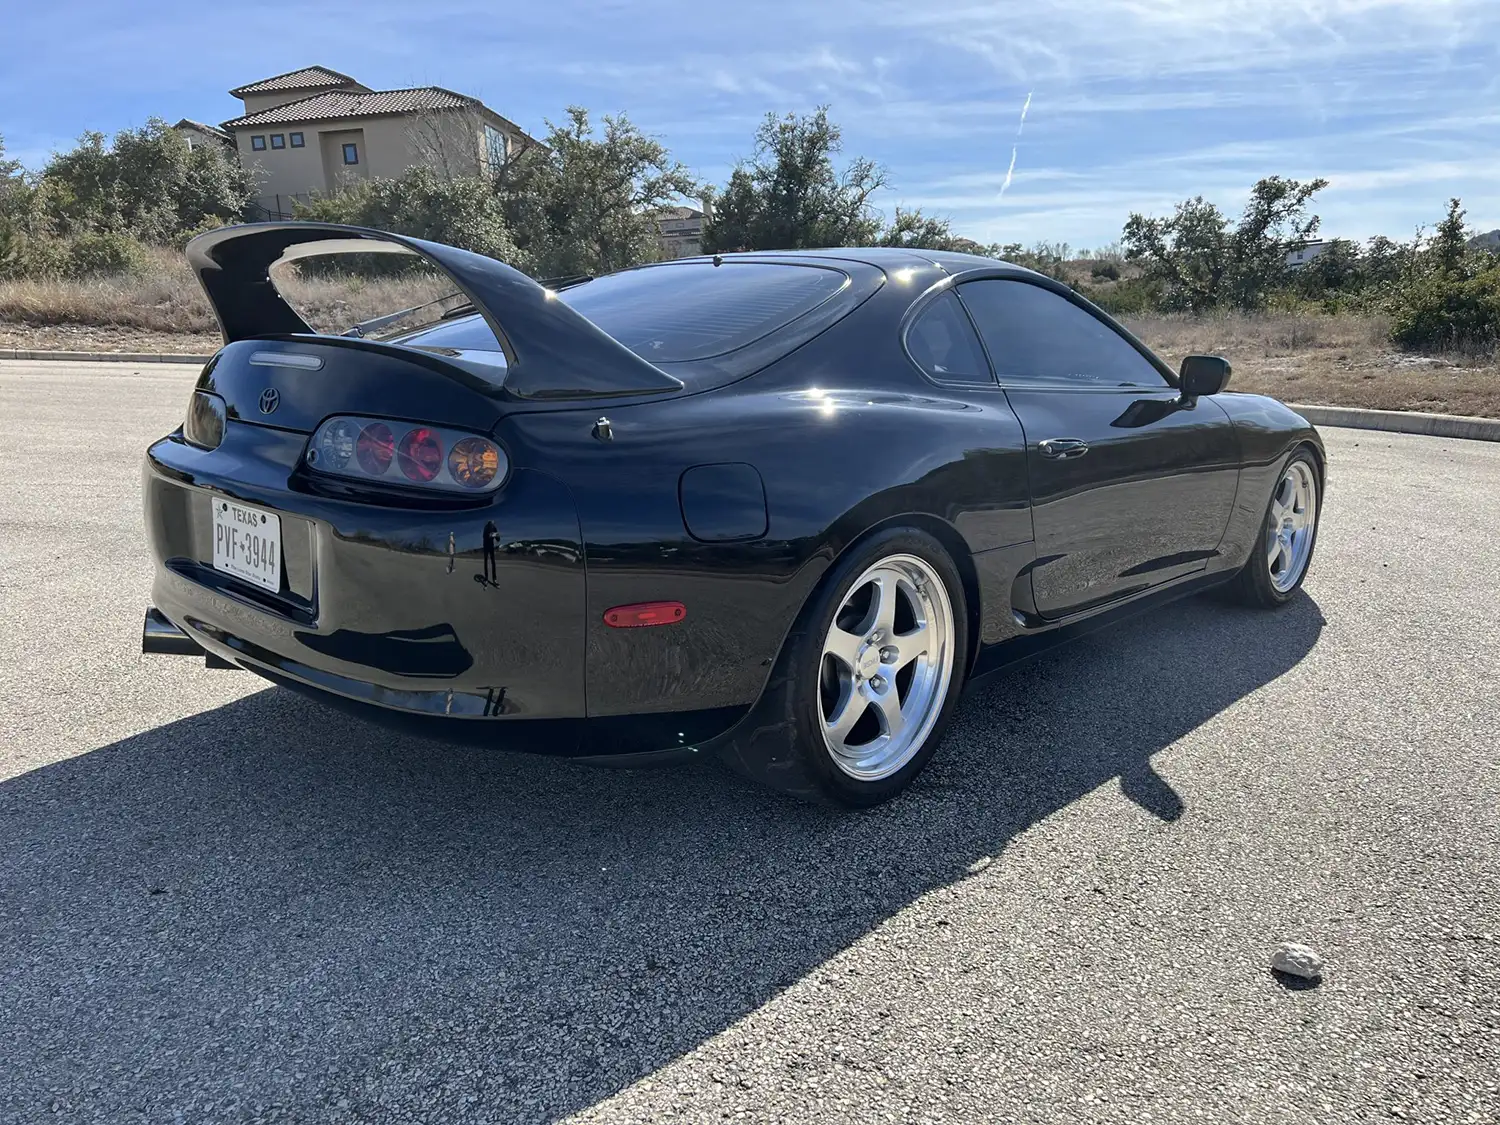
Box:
[2, 111, 1498, 413]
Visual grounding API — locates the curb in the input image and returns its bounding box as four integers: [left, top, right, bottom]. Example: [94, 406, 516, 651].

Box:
[0, 348, 211, 364]
[2, 350, 1498, 441]
[1290, 404, 1500, 443]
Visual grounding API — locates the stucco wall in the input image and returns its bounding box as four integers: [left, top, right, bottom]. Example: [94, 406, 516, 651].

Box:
[232, 111, 489, 209]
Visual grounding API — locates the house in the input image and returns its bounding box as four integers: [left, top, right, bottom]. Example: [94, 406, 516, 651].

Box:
[172, 119, 232, 152]
[1285, 239, 1332, 270]
[218, 66, 534, 217]
[656, 205, 707, 259]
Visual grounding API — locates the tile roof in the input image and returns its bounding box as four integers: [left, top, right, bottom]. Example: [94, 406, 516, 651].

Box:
[224, 87, 476, 128]
[174, 118, 232, 141]
[229, 66, 362, 97]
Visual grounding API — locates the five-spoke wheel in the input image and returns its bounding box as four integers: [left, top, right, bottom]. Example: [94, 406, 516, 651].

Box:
[1230, 448, 1322, 608]
[818, 554, 955, 782]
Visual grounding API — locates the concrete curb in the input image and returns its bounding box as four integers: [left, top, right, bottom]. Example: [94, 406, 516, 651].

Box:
[1290, 404, 1500, 443]
[0, 348, 211, 364]
[2, 350, 1498, 441]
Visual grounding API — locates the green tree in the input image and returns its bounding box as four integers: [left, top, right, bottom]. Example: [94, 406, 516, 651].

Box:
[1295, 238, 1363, 297]
[1387, 197, 1500, 353]
[1121, 176, 1329, 311]
[1430, 197, 1468, 277]
[877, 206, 967, 250]
[495, 107, 699, 278]
[702, 108, 887, 252]
[1363, 234, 1412, 288]
[294, 167, 525, 268]
[38, 119, 252, 243]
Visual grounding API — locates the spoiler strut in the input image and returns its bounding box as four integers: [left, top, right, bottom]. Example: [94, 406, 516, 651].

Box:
[185, 222, 682, 400]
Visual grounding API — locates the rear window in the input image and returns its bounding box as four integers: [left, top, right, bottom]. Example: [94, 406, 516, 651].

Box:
[559, 261, 848, 361]
[394, 260, 849, 363]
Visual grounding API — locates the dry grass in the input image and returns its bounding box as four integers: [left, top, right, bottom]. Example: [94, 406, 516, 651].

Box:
[2, 267, 1497, 416]
[1125, 310, 1500, 418]
[0, 246, 448, 351]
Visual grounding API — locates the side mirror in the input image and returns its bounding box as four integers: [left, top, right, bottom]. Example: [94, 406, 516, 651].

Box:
[1179, 355, 1231, 402]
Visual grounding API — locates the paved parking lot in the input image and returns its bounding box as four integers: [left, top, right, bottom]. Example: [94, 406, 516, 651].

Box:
[2, 358, 1498, 1124]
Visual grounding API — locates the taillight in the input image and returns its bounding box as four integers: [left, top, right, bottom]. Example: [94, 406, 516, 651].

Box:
[397, 427, 443, 483]
[183, 390, 226, 450]
[307, 415, 508, 494]
[354, 422, 394, 475]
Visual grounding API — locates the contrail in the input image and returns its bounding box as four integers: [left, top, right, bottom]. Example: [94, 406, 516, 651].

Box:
[999, 146, 1019, 199]
[999, 90, 1034, 201]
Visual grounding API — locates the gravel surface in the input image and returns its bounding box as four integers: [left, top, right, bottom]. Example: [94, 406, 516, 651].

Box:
[2, 359, 1497, 1125]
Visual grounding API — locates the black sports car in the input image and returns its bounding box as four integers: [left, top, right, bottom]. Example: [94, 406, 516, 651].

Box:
[142, 222, 1324, 806]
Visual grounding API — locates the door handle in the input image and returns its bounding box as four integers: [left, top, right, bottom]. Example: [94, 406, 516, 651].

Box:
[1038, 438, 1090, 460]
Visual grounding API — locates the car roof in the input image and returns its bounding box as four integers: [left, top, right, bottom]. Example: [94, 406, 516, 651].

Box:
[667, 245, 1034, 277]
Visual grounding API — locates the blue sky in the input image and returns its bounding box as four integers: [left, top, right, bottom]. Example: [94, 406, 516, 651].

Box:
[6, 0, 1498, 249]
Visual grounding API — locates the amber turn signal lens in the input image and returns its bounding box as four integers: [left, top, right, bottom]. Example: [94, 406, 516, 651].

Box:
[447, 436, 501, 489]
[603, 602, 687, 628]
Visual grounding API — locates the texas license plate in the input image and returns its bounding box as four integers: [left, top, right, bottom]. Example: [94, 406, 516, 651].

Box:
[212, 499, 281, 593]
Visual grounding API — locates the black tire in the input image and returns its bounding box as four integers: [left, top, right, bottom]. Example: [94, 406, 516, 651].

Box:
[1228, 447, 1322, 608]
[715, 527, 969, 808]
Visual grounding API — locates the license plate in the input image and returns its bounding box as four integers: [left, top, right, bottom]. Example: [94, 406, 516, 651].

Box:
[212, 499, 282, 593]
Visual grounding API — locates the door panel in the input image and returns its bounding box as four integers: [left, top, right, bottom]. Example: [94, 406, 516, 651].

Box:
[951, 277, 1240, 620]
[1006, 387, 1239, 617]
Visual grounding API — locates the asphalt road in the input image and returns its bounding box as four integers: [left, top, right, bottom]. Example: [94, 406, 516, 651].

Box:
[2, 358, 1497, 1125]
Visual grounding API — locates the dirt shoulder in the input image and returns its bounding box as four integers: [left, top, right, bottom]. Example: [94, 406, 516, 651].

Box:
[3, 312, 1496, 418]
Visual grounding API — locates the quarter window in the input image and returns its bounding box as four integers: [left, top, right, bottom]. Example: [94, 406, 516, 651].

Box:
[250, 135, 266, 151]
[342, 143, 359, 165]
[289, 132, 304, 148]
[905, 291, 992, 383]
[956, 279, 1168, 387]
[270, 133, 285, 149]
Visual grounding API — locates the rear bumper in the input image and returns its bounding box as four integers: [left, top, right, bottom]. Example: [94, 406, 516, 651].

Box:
[143, 430, 747, 757]
[147, 599, 737, 759]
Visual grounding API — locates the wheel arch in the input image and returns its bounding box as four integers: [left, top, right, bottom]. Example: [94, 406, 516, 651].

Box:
[809, 510, 984, 682]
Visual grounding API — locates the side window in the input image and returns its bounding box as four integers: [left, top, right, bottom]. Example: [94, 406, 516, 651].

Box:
[905, 291, 993, 384]
[957, 279, 1168, 387]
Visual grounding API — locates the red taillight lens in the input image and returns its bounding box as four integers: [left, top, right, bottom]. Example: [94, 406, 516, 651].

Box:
[309, 416, 509, 493]
[603, 602, 687, 628]
[356, 422, 395, 475]
[397, 427, 444, 482]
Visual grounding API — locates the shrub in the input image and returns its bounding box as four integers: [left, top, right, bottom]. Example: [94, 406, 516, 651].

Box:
[64, 230, 147, 277]
[1389, 267, 1500, 354]
[1086, 277, 1162, 316]
[295, 168, 527, 272]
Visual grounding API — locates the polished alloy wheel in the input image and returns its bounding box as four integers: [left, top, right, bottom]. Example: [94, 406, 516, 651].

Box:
[817, 553, 955, 781]
[1266, 460, 1318, 593]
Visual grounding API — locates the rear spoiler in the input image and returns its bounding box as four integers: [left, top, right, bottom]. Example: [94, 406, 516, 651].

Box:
[184, 222, 682, 400]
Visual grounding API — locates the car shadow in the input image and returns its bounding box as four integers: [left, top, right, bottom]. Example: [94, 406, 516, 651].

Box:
[0, 592, 1324, 1123]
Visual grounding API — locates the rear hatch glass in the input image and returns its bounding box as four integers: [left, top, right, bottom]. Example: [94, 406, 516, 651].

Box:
[393, 260, 850, 365]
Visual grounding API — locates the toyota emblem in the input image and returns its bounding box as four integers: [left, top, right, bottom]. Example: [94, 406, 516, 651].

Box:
[258, 388, 280, 414]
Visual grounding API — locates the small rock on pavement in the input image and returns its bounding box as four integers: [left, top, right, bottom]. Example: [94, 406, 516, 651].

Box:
[1271, 941, 1325, 980]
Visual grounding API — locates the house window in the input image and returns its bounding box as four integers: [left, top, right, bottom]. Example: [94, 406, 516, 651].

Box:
[250, 135, 266, 151]
[484, 125, 508, 167]
[270, 134, 285, 149]
[289, 132, 304, 148]
[342, 143, 359, 165]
